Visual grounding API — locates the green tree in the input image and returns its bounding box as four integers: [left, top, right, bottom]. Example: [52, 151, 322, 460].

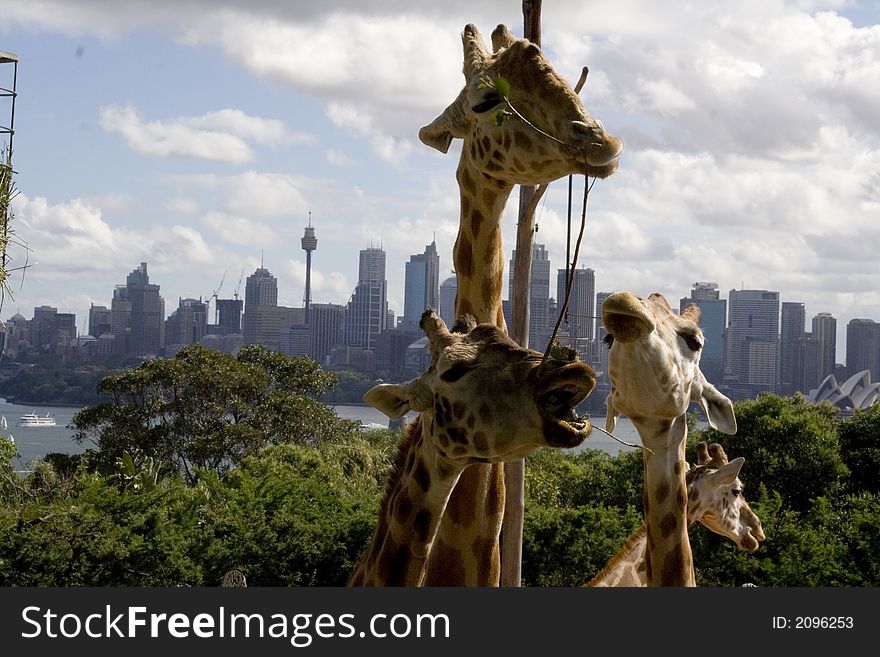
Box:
[697, 394, 848, 513]
[72, 344, 359, 484]
[838, 405, 880, 494]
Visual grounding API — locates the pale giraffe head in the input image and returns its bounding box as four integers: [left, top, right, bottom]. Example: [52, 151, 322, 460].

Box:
[687, 442, 765, 552]
[419, 24, 622, 184]
[365, 309, 596, 461]
[601, 291, 737, 435]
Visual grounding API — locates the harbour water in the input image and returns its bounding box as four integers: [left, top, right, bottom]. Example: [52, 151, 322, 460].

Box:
[1, 401, 644, 471]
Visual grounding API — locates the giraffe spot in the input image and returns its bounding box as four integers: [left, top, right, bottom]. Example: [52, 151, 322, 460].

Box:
[457, 236, 474, 279]
[385, 540, 410, 586]
[674, 460, 682, 476]
[472, 431, 488, 452]
[466, 413, 476, 430]
[461, 169, 477, 196]
[413, 509, 433, 545]
[452, 401, 466, 418]
[462, 196, 471, 219]
[481, 189, 495, 209]
[469, 142, 477, 160]
[447, 426, 468, 445]
[444, 468, 477, 527]
[471, 207, 485, 237]
[660, 512, 678, 538]
[491, 149, 504, 162]
[414, 461, 431, 492]
[424, 540, 465, 585]
[677, 486, 688, 510]
[481, 276, 501, 309]
[484, 160, 503, 173]
[516, 132, 533, 151]
[654, 481, 670, 504]
[478, 403, 493, 425]
[471, 535, 496, 566]
[481, 135, 491, 152]
[438, 431, 449, 448]
[660, 549, 686, 586]
[452, 446, 467, 456]
[394, 494, 413, 526]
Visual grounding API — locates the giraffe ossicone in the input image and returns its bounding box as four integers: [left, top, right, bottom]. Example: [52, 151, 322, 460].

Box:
[349, 309, 596, 586]
[587, 441, 765, 587]
[602, 291, 737, 586]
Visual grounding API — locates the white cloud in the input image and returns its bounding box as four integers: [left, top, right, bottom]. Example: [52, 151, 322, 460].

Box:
[201, 212, 278, 247]
[165, 197, 199, 214]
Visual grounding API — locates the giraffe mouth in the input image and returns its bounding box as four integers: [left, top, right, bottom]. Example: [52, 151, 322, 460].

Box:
[538, 388, 593, 447]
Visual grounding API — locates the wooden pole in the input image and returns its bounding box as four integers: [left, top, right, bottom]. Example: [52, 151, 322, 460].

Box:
[501, 0, 542, 588]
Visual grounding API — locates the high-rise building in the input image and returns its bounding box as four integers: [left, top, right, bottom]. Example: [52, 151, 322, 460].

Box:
[812, 312, 837, 382]
[793, 333, 820, 394]
[846, 318, 880, 381]
[403, 241, 440, 326]
[88, 304, 112, 338]
[309, 303, 346, 365]
[508, 243, 551, 348]
[344, 247, 388, 351]
[439, 273, 457, 328]
[216, 298, 243, 335]
[557, 267, 595, 344]
[680, 283, 727, 386]
[242, 266, 279, 347]
[726, 289, 780, 395]
[126, 262, 163, 357]
[31, 305, 57, 352]
[780, 302, 806, 395]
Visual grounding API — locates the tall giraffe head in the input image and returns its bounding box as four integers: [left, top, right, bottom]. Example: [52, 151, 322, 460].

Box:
[420, 24, 622, 184]
[602, 291, 736, 434]
[366, 309, 596, 460]
[687, 441, 765, 552]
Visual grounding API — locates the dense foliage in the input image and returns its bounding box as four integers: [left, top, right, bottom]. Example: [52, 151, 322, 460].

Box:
[1, 355, 879, 587]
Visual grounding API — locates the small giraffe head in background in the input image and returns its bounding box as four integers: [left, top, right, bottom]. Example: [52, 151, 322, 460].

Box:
[365, 309, 596, 461]
[687, 442, 765, 552]
[420, 24, 622, 184]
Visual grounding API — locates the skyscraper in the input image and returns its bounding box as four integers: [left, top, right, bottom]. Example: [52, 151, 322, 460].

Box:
[812, 312, 837, 382]
[403, 241, 440, 326]
[126, 262, 163, 357]
[846, 318, 880, 381]
[242, 266, 280, 347]
[680, 282, 726, 386]
[508, 243, 551, 348]
[780, 302, 806, 395]
[216, 298, 243, 335]
[344, 247, 388, 351]
[88, 304, 112, 338]
[727, 289, 780, 395]
[439, 273, 457, 328]
[244, 267, 278, 307]
[557, 267, 595, 344]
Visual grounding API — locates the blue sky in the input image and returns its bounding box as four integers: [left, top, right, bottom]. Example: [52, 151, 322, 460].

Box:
[2, 0, 879, 362]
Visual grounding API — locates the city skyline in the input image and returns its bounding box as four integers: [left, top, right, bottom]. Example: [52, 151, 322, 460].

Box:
[6, 240, 878, 366]
[1, 1, 878, 368]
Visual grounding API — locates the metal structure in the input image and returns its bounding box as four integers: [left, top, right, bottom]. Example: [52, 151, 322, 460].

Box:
[206, 270, 226, 325]
[1, 51, 18, 277]
[301, 211, 317, 324]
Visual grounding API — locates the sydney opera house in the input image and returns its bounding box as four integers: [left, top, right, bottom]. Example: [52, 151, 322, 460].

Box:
[806, 370, 880, 413]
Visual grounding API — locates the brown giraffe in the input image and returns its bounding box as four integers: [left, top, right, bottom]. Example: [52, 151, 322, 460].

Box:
[587, 441, 765, 587]
[348, 309, 594, 586]
[419, 23, 622, 585]
[602, 291, 737, 586]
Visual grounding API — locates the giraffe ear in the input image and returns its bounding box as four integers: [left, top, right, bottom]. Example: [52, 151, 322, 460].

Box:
[363, 381, 432, 419]
[708, 457, 744, 486]
[695, 378, 737, 435]
[605, 392, 620, 432]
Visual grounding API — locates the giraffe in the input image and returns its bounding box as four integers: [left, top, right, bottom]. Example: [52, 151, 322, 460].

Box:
[587, 441, 765, 587]
[348, 309, 595, 586]
[602, 291, 738, 586]
[419, 23, 622, 585]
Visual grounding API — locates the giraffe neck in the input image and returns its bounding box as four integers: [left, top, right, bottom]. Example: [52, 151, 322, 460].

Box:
[350, 417, 465, 586]
[586, 525, 648, 587]
[423, 162, 513, 586]
[639, 415, 694, 587]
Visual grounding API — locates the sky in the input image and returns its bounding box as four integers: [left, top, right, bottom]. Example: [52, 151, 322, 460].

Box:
[1, 0, 879, 363]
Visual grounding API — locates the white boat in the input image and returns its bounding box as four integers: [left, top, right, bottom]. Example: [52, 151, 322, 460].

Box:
[18, 412, 57, 427]
[0, 415, 11, 445]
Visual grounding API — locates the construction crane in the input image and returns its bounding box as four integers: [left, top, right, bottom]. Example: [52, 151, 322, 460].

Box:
[206, 270, 227, 325]
[233, 267, 244, 300]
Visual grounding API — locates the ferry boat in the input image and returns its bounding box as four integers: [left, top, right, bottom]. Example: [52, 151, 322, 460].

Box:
[18, 412, 57, 427]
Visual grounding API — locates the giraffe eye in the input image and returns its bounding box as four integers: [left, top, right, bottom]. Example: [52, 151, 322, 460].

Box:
[732, 488, 742, 497]
[472, 93, 504, 114]
[441, 364, 475, 383]
[678, 331, 702, 352]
